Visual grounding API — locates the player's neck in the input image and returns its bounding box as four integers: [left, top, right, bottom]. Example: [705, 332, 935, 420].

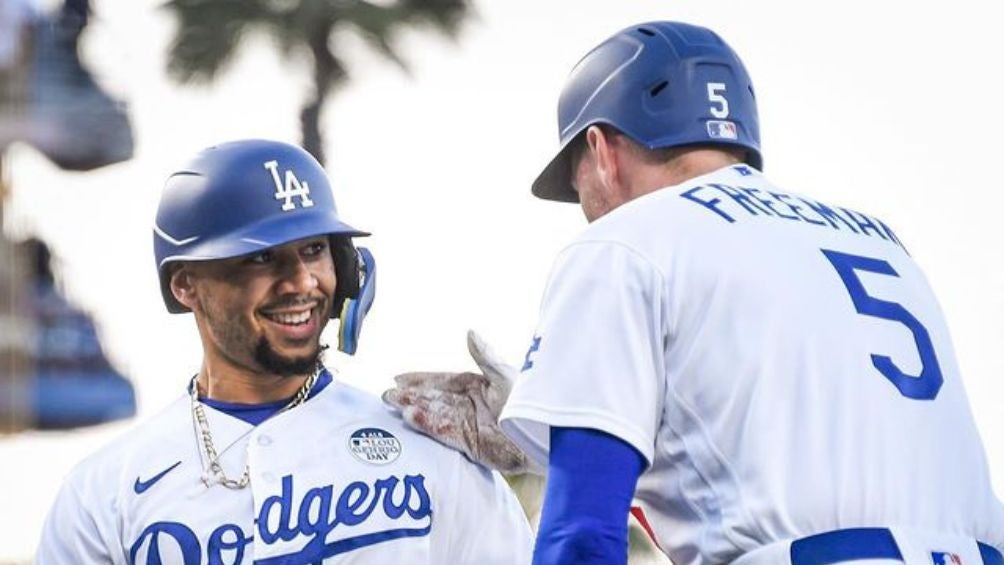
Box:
[632, 148, 743, 198]
[194, 359, 312, 404]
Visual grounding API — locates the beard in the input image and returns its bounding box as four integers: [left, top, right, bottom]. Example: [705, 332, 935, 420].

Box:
[197, 288, 331, 379]
[253, 336, 325, 377]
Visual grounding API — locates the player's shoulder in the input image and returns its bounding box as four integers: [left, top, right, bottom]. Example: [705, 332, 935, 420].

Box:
[318, 380, 445, 444]
[64, 394, 191, 488]
[315, 378, 389, 415]
[588, 163, 762, 233]
[318, 380, 488, 470]
[558, 206, 671, 285]
[312, 378, 411, 435]
[562, 166, 752, 257]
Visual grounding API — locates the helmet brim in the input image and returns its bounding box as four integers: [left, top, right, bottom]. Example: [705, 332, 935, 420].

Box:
[157, 208, 368, 269]
[531, 144, 580, 204]
[157, 209, 369, 314]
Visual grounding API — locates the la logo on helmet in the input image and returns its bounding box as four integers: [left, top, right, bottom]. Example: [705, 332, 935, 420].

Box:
[264, 160, 314, 211]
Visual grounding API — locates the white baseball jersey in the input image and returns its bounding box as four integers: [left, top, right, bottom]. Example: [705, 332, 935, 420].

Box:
[39, 371, 532, 564]
[500, 164, 1004, 563]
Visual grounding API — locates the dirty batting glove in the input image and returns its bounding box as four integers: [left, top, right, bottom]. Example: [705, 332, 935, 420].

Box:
[383, 330, 532, 474]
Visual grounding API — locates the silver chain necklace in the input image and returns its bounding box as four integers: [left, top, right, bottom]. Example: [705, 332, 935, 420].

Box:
[189, 366, 321, 489]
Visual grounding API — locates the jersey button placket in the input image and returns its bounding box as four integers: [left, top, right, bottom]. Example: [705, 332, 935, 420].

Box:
[250, 433, 275, 484]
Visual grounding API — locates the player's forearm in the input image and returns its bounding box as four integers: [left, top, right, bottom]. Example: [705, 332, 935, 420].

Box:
[534, 515, 629, 564]
[532, 427, 644, 565]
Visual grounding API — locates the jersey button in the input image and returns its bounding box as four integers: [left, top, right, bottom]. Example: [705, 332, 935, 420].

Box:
[257, 435, 273, 446]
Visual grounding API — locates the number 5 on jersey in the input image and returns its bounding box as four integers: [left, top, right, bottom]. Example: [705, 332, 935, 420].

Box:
[822, 249, 944, 400]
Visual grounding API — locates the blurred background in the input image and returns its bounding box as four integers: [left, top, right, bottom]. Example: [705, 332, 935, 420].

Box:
[1, 0, 1002, 562]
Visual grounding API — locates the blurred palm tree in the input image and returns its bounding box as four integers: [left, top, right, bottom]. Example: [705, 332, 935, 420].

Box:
[164, 0, 471, 164]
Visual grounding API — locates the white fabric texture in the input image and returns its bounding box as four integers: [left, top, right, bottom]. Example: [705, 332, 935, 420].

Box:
[38, 377, 532, 564]
[500, 164, 1004, 564]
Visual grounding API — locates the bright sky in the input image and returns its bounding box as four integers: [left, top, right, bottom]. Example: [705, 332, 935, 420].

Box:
[2, 0, 1003, 560]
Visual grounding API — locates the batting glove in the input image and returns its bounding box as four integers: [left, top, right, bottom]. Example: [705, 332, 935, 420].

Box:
[382, 330, 533, 475]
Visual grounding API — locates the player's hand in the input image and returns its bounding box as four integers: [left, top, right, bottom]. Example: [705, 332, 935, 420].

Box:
[382, 330, 532, 474]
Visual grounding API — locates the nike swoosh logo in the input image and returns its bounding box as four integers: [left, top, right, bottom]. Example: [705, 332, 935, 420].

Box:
[134, 461, 182, 494]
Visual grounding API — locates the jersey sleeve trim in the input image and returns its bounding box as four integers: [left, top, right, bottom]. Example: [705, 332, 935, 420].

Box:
[500, 401, 655, 468]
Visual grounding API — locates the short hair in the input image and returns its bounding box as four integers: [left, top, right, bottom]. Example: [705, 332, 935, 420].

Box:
[569, 124, 747, 177]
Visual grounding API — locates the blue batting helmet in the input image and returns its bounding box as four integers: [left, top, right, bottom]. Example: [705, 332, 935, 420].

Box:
[533, 21, 762, 203]
[153, 139, 368, 317]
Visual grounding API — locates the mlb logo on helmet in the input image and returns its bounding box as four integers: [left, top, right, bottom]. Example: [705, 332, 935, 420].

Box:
[706, 120, 738, 140]
[931, 551, 964, 565]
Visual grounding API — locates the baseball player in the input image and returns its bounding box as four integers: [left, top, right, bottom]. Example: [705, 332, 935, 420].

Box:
[386, 21, 1004, 564]
[36, 139, 532, 564]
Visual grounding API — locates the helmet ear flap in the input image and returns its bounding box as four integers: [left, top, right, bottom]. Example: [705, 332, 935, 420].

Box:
[330, 238, 376, 356]
[159, 263, 189, 314]
[336, 247, 375, 355]
[330, 236, 360, 319]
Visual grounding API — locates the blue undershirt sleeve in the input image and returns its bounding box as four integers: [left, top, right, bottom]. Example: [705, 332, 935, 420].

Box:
[532, 426, 646, 565]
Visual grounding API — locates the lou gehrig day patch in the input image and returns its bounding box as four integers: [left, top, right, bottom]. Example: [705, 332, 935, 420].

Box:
[348, 428, 402, 465]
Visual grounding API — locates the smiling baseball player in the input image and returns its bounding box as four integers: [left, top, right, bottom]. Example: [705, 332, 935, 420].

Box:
[35, 139, 532, 564]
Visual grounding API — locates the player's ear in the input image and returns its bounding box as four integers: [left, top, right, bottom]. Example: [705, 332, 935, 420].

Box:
[169, 265, 199, 311]
[586, 126, 624, 197]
